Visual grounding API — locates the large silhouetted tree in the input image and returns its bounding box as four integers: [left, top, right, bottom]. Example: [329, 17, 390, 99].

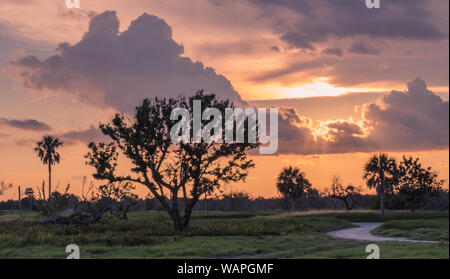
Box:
[363, 153, 398, 216]
[85, 91, 258, 230]
[34, 135, 63, 201]
[276, 166, 311, 211]
[397, 156, 444, 212]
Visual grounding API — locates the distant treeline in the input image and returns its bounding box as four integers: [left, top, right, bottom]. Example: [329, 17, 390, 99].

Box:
[1, 189, 448, 213]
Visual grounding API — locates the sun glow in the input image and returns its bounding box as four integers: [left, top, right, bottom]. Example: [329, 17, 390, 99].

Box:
[280, 78, 386, 98]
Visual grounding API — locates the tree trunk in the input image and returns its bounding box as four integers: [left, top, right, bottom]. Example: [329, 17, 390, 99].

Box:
[182, 206, 194, 229]
[169, 191, 184, 231]
[291, 198, 295, 211]
[343, 199, 351, 211]
[18, 186, 23, 219]
[48, 163, 52, 201]
[380, 190, 385, 216]
[170, 209, 183, 231]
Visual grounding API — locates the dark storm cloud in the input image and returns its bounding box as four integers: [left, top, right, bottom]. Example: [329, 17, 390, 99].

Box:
[347, 41, 380, 55]
[270, 46, 280, 52]
[246, 0, 447, 50]
[251, 57, 338, 82]
[0, 117, 51, 131]
[10, 11, 244, 112]
[60, 126, 109, 145]
[281, 32, 316, 51]
[327, 54, 449, 87]
[321, 47, 343, 57]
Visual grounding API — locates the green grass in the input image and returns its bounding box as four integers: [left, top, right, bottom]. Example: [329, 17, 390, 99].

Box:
[371, 218, 449, 241]
[303, 210, 449, 222]
[0, 210, 448, 259]
[298, 241, 449, 259]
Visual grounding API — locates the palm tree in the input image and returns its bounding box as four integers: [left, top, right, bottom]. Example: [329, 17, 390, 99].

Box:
[363, 153, 398, 216]
[34, 135, 63, 201]
[276, 166, 312, 211]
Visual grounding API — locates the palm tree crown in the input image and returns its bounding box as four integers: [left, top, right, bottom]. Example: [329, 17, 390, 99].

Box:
[34, 136, 63, 166]
[277, 166, 312, 200]
[363, 153, 398, 194]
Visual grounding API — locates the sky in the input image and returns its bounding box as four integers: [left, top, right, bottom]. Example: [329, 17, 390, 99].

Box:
[0, 0, 448, 199]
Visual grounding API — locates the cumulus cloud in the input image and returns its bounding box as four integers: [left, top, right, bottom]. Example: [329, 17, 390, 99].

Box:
[0, 117, 51, 131]
[363, 78, 449, 151]
[326, 121, 364, 136]
[274, 78, 448, 155]
[10, 11, 244, 112]
[276, 115, 373, 155]
[250, 92, 385, 122]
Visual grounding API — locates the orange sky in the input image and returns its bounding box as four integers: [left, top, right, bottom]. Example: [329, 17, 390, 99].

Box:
[0, 0, 449, 200]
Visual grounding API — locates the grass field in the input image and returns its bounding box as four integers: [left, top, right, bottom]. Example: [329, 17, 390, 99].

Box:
[0, 210, 448, 259]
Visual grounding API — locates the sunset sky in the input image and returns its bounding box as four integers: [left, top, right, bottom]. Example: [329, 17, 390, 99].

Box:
[0, 0, 448, 199]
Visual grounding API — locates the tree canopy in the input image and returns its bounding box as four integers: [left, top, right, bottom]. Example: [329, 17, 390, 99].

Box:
[276, 166, 311, 211]
[85, 91, 259, 230]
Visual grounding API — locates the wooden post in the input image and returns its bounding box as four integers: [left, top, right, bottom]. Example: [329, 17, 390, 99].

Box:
[18, 185, 23, 219]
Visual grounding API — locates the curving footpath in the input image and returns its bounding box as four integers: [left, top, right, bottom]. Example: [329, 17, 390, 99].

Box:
[327, 222, 437, 243]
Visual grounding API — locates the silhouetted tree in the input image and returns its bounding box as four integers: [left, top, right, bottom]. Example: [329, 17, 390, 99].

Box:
[17, 185, 23, 219]
[85, 92, 258, 230]
[397, 156, 444, 212]
[34, 135, 63, 201]
[325, 175, 361, 211]
[363, 154, 398, 216]
[222, 191, 252, 210]
[0, 182, 12, 198]
[34, 183, 72, 218]
[97, 182, 138, 220]
[25, 187, 35, 211]
[276, 166, 311, 211]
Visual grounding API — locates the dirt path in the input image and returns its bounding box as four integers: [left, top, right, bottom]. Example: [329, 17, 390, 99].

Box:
[327, 222, 437, 243]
